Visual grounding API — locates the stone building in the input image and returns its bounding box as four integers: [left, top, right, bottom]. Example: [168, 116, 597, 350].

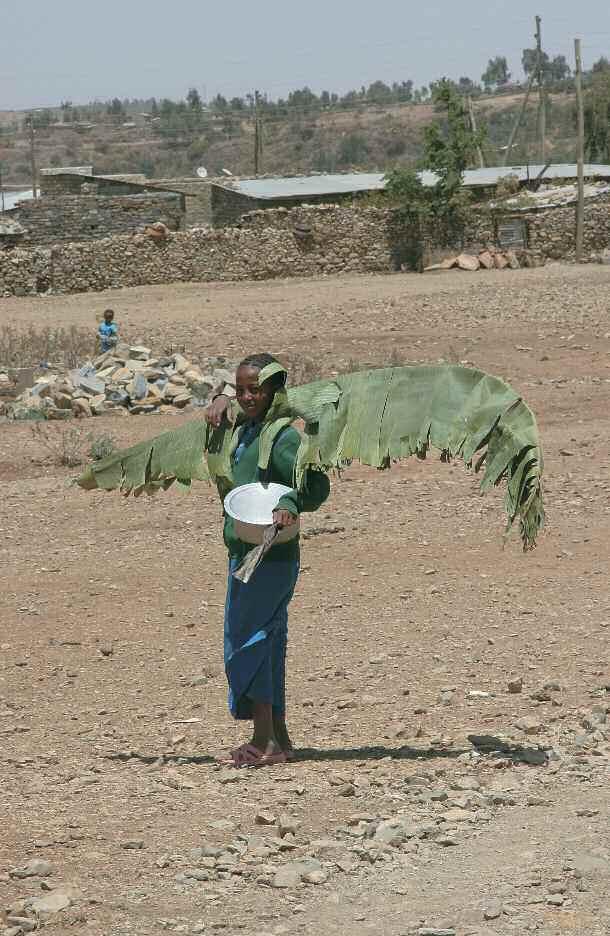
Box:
[8, 192, 185, 248]
[211, 164, 610, 226]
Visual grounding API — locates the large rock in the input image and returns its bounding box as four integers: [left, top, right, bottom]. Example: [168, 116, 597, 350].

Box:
[129, 345, 152, 360]
[272, 859, 324, 889]
[456, 253, 480, 271]
[79, 374, 106, 396]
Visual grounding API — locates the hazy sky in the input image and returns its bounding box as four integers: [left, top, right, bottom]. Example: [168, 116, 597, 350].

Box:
[3, 0, 610, 110]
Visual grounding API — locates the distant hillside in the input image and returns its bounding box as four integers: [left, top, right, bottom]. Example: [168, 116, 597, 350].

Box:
[0, 91, 579, 187]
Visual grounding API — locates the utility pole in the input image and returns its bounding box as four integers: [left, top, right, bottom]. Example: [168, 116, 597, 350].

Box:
[535, 15, 546, 164]
[467, 97, 485, 168]
[503, 72, 536, 166]
[27, 115, 39, 199]
[574, 38, 585, 262]
[253, 90, 263, 176]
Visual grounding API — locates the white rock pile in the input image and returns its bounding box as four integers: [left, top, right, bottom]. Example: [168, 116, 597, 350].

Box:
[3, 346, 236, 420]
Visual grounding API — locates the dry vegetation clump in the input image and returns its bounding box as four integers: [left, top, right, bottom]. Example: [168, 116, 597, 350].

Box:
[0, 324, 95, 369]
[30, 424, 116, 467]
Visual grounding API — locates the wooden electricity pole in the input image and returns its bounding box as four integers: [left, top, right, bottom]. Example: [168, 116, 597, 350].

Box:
[535, 15, 546, 164]
[467, 97, 485, 168]
[574, 38, 585, 262]
[27, 115, 39, 199]
[503, 71, 536, 166]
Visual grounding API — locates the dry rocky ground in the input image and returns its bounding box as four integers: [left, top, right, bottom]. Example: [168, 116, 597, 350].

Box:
[0, 266, 609, 936]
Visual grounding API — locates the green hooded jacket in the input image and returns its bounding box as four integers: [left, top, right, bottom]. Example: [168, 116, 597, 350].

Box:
[224, 424, 330, 561]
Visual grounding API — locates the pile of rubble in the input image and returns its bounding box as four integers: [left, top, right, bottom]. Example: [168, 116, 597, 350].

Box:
[425, 248, 527, 273]
[2, 346, 236, 420]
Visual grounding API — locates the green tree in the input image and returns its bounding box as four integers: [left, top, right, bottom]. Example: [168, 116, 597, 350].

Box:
[186, 87, 203, 111]
[366, 80, 393, 106]
[548, 55, 570, 83]
[481, 56, 510, 91]
[423, 79, 484, 194]
[107, 98, 124, 118]
[337, 131, 369, 166]
[522, 47, 549, 78]
[457, 76, 480, 96]
[584, 61, 610, 161]
[384, 80, 484, 269]
[392, 80, 414, 102]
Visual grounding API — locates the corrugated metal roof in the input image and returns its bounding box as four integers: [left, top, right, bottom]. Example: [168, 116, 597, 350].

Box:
[219, 164, 610, 200]
[39, 165, 93, 176]
[2, 189, 34, 211]
[232, 173, 386, 199]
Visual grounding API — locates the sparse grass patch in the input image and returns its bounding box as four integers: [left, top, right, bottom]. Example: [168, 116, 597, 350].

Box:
[31, 424, 117, 467]
[0, 324, 95, 369]
[31, 424, 85, 468]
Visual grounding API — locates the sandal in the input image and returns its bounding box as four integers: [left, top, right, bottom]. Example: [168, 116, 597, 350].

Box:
[227, 743, 288, 769]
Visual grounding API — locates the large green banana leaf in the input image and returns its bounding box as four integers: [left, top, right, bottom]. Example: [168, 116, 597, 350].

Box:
[78, 364, 544, 549]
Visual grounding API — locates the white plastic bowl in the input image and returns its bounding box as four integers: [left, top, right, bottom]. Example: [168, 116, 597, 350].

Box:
[224, 482, 300, 545]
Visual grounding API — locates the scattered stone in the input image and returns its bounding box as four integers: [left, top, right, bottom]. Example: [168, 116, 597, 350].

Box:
[374, 819, 418, 847]
[10, 858, 53, 878]
[418, 929, 456, 936]
[121, 839, 145, 850]
[483, 899, 503, 920]
[508, 677, 523, 694]
[302, 868, 328, 885]
[515, 716, 542, 735]
[272, 859, 323, 888]
[6, 918, 37, 934]
[546, 893, 565, 907]
[25, 889, 73, 914]
[277, 814, 300, 838]
[255, 810, 277, 826]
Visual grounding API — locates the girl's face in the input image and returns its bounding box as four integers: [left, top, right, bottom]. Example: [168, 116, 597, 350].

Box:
[235, 365, 274, 421]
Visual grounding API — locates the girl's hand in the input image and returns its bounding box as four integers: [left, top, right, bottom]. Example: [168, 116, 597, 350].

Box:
[272, 509, 297, 529]
[205, 394, 230, 428]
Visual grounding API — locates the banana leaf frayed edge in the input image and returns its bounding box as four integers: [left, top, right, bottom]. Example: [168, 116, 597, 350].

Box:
[77, 365, 544, 550]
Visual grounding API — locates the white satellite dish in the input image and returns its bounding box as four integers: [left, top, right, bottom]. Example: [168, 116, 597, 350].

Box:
[196, 166, 208, 179]
[221, 168, 233, 176]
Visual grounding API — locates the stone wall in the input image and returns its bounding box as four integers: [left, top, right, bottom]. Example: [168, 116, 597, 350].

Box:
[0, 205, 394, 296]
[9, 193, 186, 248]
[524, 193, 610, 261]
[1, 199, 609, 298]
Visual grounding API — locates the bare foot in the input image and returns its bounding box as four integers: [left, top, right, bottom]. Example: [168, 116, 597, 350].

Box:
[273, 717, 294, 757]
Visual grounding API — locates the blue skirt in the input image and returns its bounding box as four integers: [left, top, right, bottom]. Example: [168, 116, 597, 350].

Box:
[224, 556, 300, 720]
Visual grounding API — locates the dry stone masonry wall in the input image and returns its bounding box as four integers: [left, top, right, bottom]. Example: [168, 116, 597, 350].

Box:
[526, 192, 610, 261]
[10, 193, 185, 248]
[1, 200, 609, 298]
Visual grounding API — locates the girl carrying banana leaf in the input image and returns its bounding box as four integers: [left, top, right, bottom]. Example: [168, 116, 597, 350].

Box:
[207, 354, 330, 768]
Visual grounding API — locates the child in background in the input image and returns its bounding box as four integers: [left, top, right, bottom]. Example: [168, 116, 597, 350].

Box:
[98, 309, 118, 352]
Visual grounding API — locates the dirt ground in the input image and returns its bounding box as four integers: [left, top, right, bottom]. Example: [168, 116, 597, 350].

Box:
[1, 266, 609, 936]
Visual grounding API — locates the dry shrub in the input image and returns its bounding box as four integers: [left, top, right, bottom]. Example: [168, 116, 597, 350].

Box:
[30, 425, 117, 467]
[31, 424, 84, 468]
[0, 324, 95, 369]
